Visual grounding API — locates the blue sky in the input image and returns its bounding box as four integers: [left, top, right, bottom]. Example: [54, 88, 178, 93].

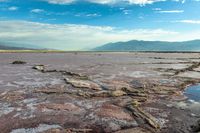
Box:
[0, 0, 200, 50]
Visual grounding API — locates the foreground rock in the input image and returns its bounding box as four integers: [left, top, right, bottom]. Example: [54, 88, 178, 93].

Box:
[43, 128, 93, 133]
[65, 78, 102, 91]
[34, 85, 67, 94]
[1, 52, 200, 133]
[12, 60, 26, 64]
[114, 127, 151, 133]
[191, 119, 200, 132]
[37, 103, 81, 112]
[32, 64, 45, 71]
[96, 104, 134, 121]
[126, 105, 160, 130]
[60, 70, 89, 80]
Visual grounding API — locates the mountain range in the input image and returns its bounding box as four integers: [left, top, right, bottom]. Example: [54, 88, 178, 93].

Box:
[0, 41, 44, 50]
[0, 45, 30, 50]
[93, 40, 200, 51]
[1, 40, 200, 51]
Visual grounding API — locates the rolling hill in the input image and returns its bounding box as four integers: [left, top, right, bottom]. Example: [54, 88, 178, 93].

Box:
[93, 40, 200, 51]
[0, 44, 30, 50]
[0, 41, 44, 50]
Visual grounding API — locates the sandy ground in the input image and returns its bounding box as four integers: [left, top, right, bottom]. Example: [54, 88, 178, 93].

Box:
[0, 52, 200, 133]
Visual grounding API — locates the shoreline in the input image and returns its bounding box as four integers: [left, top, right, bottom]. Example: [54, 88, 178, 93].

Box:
[1, 50, 200, 53]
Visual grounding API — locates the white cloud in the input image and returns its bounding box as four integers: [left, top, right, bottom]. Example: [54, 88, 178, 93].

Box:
[30, 9, 45, 13]
[0, 0, 187, 5]
[174, 20, 200, 24]
[181, 0, 186, 3]
[0, 6, 19, 11]
[43, 0, 75, 4]
[157, 10, 184, 13]
[74, 13, 101, 17]
[152, 8, 162, 11]
[43, 0, 183, 5]
[122, 9, 132, 15]
[7, 6, 18, 11]
[0, 20, 180, 50]
[86, 0, 117, 4]
[86, 13, 101, 17]
[126, 0, 165, 5]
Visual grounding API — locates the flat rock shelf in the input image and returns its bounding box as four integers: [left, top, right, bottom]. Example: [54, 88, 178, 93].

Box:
[0, 52, 200, 133]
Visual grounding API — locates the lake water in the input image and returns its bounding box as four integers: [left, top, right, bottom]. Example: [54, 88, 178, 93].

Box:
[184, 84, 200, 102]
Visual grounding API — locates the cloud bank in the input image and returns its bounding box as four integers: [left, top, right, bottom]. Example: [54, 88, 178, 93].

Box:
[0, 20, 180, 50]
[175, 20, 200, 24]
[42, 0, 183, 5]
[157, 10, 184, 13]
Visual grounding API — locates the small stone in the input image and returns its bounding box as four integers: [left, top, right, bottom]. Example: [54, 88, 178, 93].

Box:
[126, 105, 160, 129]
[12, 60, 26, 64]
[103, 80, 131, 90]
[96, 104, 133, 121]
[130, 80, 145, 89]
[34, 85, 67, 94]
[114, 127, 151, 133]
[65, 78, 102, 91]
[190, 113, 197, 117]
[111, 90, 127, 97]
[121, 87, 144, 94]
[37, 103, 80, 112]
[44, 128, 62, 133]
[32, 65, 45, 71]
[131, 100, 141, 107]
[91, 91, 110, 97]
[191, 119, 200, 132]
[60, 71, 88, 80]
[2, 91, 24, 102]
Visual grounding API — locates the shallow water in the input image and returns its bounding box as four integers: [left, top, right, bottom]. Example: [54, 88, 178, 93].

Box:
[185, 84, 200, 102]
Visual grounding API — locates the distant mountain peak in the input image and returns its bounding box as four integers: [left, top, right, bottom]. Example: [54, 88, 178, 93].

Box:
[93, 40, 200, 51]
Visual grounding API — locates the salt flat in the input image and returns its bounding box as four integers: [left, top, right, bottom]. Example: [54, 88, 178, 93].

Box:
[0, 52, 200, 133]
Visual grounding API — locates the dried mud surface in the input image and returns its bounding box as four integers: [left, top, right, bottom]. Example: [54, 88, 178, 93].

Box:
[0, 52, 200, 133]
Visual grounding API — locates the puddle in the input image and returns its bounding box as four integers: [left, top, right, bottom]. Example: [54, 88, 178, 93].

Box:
[184, 84, 200, 102]
[171, 84, 200, 116]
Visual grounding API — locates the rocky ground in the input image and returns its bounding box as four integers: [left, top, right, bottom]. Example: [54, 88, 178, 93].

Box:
[0, 52, 200, 133]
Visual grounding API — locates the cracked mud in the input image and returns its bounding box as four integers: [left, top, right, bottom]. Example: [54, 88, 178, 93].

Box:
[0, 52, 200, 133]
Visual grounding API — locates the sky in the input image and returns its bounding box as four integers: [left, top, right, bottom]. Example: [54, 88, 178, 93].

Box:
[0, 0, 200, 50]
